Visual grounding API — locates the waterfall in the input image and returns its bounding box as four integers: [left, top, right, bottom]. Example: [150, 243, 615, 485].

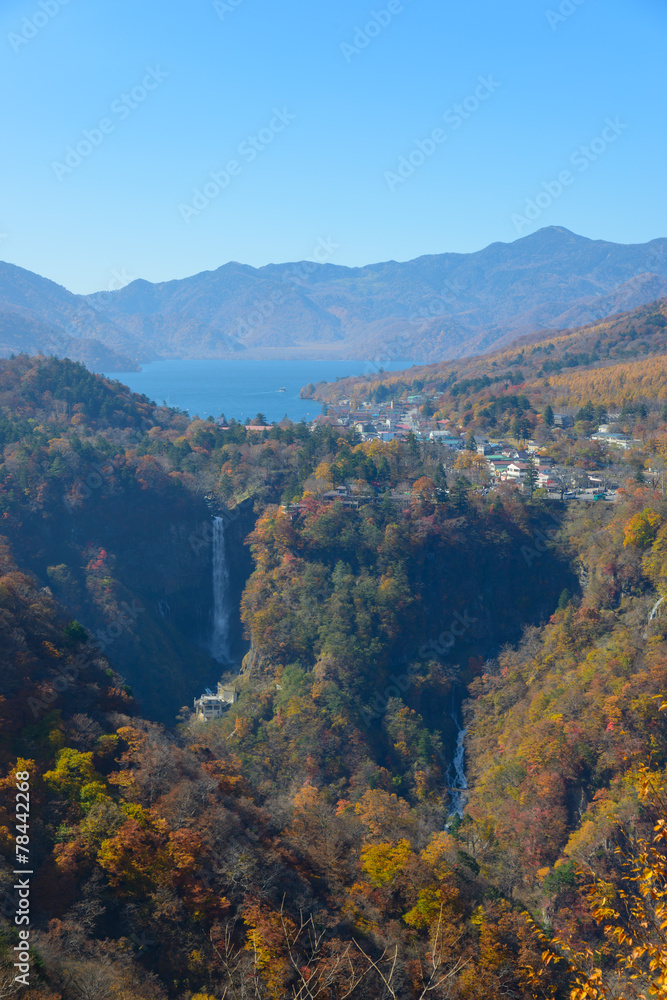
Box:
[643, 595, 665, 639]
[650, 596, 665, 622]
[446, 690, 468, 826]
[211, 517, 232, 663]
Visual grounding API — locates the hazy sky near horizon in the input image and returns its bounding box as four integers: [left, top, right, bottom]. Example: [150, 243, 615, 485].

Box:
[1, 0, 665, 293]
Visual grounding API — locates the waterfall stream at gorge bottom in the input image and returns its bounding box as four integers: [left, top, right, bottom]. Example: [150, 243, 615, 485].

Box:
[446, 691, 468, 826]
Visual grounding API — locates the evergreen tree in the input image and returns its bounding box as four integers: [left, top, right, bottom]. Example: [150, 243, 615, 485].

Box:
[525, 455, 538, 497]
[450, 476, 471, 514]
[557, 587, 571, 610]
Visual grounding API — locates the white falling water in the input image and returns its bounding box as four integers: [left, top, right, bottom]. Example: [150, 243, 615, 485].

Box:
[650, 595, 665, 622]
[446, 692, 468, 826]
[211, 517, 232, 663]
[643, 595, 665, 639]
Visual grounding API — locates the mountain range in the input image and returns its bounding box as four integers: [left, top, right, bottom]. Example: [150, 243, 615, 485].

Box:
[1, 227, 667, 369]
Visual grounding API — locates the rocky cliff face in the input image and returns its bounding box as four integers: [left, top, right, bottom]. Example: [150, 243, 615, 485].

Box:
[9, 490, 257, 721]
[221, 499, 256, 663]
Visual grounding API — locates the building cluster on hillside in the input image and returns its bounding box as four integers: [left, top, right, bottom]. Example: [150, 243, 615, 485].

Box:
[305, 392, 636, 500]
[483, 448, 559, 488]
[310, 396, 583, 450]
[590, 425, 637, 450]
[311, 398, 463, 445]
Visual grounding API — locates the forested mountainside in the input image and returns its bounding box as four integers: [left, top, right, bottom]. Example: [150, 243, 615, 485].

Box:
[0, 263, 141, 371]
[0, 355, 239, 719]
[0, 309, 139, 374]
[307, 296, 667, 420]
[3, 355, 667, 997]
[2, 227, 667, 364]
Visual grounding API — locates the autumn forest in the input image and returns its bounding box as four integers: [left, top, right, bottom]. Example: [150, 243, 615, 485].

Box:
[3, 300, 667, 1000]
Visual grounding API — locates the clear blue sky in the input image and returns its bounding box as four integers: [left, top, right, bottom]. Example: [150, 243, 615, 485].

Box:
[1, 0, 665, 292]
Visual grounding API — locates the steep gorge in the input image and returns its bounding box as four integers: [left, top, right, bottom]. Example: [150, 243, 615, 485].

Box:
[8, 485, 255, 721]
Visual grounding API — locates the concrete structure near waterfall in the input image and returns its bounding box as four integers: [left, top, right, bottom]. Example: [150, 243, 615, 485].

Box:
[218, 682, 239, 705]
[194, 681, 239, 721]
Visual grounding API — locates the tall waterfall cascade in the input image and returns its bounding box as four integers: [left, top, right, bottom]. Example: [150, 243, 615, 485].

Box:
[211, 516, 232, 663]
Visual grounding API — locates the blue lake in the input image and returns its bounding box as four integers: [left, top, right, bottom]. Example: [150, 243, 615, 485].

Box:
[104, 358, 414, 424]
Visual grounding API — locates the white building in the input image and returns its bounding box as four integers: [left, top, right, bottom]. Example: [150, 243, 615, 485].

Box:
[537, 469, 557, 487]
[506, 462, 529, 480]
[591, 431, 633, 450]
[194, 681, 239, 721]
[194, 694, 226, 721]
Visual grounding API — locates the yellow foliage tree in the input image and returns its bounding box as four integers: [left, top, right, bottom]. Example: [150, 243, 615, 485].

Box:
[314, 461, 333, 485]
[361, 838, 414, 887]
[624, 508, 663, 549]
[526, 764, 667, 1000]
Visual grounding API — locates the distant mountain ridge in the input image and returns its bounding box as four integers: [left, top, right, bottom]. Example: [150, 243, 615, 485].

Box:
[1, 227, 667, 367]
[305, 295, 667, 407]
[0, 264, 139, 370]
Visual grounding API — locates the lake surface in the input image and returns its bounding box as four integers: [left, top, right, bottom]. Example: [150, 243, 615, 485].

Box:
[104, 359, 413, 424]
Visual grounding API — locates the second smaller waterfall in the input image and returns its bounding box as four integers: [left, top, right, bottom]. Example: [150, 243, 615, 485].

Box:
[446, 692, 468, 825]
[643, 595, 665, 639]
[650, 595, 665, 622]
